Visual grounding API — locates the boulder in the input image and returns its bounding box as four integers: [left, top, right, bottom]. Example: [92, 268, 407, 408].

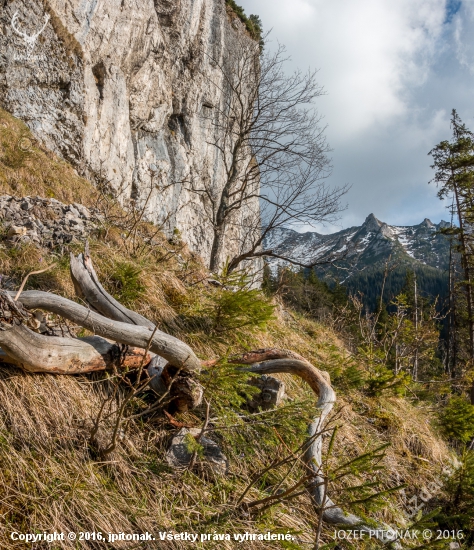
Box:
[247, 375, 286, 411]
[166, 428, 228, 475]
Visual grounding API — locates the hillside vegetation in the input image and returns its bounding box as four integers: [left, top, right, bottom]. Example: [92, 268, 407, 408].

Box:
[0, 110, 467, 549]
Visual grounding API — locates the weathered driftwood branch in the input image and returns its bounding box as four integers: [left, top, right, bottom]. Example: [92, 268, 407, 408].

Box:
[70, 245, 155, 329]
[0, 324, 151, 374]
[232, 349, 398, 543]
[10, 291, 201, 372]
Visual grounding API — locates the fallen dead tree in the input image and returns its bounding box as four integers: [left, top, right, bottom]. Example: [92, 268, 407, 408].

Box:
[231, 349, 399, 545]
[0, 326, 151, 374]
[6, 290, 201, 371]
[70, 243, 155, 329]
[0, 249, 399, 543]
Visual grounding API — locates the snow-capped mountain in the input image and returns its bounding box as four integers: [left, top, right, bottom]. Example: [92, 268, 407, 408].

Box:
[264, 213, 451, 274]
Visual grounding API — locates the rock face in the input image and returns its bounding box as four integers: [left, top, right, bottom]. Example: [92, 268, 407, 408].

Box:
[0, 0, 258, 267]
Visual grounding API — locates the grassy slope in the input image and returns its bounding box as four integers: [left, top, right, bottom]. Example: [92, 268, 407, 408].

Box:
[0, 111, 454, 549]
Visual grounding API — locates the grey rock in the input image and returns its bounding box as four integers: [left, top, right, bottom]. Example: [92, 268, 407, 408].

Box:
[0, 194, 97, 248]
[247, 375, 286, 411]
[73, 203, 91, 219]
[67, 205, 81, 218]
[166, 428, 228, 475]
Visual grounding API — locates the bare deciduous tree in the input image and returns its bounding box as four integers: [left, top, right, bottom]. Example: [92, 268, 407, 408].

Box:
[189, 33, 348, 273]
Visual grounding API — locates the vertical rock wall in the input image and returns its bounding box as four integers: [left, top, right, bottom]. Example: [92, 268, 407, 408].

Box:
[0, 0, 258, 267]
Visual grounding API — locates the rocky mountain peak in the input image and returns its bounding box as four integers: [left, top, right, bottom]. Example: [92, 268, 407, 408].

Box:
[421, 218, 435, 228]
[264, 214, 451, 274]
[363, 213, 382, 232]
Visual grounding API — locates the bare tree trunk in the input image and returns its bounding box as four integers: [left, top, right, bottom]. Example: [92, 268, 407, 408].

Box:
[453, 183, 474, 361]
[452, 183, 474, 404]
[209, 226, 226, 273]
[447, 230, 456, 377]
[413, 272, 419, 381]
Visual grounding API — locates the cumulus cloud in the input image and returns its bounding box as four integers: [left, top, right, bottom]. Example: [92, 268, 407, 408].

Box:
[239, 0, 474, 231]
[244, 0, 446, 137]
[454, 2, 474, 72]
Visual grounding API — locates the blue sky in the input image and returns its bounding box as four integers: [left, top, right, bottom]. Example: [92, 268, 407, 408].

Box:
[239, 0, 474, 232]
[445, 0, 462, 22]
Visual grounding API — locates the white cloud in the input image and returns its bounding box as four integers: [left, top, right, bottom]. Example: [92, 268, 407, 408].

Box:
[239, 0, 473, 230]
[454, 2, 474, 72]
[244, 0, 446, 138]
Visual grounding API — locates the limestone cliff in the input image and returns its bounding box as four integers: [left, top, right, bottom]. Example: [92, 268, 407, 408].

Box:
[0, 0, 257, 266]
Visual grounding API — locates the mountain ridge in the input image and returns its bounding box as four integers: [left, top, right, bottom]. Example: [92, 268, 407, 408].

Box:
[265, 213, 451, 273]
[265, 213, 451, 308]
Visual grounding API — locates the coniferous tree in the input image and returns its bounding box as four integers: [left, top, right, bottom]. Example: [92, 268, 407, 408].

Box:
[430, 109, 474, 402]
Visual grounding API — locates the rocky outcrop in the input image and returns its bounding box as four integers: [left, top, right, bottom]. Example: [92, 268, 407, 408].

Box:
[0, 194, 97, 247]
[166, 427, 228, 474]
[0, 0, 258, 266]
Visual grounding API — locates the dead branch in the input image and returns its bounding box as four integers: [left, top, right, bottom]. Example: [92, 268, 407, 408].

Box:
[232, 348, 399, 543]
[11, 290, 201, 371]
[14, 263, 56, 301]
[0, 325, 150, 374]
[70, 245, 155, 329]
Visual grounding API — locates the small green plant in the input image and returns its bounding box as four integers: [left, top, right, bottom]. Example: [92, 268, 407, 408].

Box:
[358, 345, 410, 397]
[200, 360, 260, 413]
[438, 395, 474, 444]
[108, 261, 145, 306]
[323, 347, 366, 391]
[183, 433, 204, 458]
[204, 266, 275, 339]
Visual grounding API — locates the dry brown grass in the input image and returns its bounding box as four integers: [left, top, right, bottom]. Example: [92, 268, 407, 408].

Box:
[0, 108, 455, 549]
[0, 229, 454, 548]
[0, 110, 97, 205]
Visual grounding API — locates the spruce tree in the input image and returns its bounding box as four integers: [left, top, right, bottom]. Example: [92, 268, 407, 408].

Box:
[429, 109, 474, 402]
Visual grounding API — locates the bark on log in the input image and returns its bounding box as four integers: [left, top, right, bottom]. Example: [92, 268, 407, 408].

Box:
[70, 246, 155, 329]
[232, 349, 399, 544]
[10, 291, 201, 372]
[0, 324, 151, 374]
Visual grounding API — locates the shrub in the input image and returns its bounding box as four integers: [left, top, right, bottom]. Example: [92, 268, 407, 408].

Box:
[438, 396, 474, 444]
[204, 267, 275, 339]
